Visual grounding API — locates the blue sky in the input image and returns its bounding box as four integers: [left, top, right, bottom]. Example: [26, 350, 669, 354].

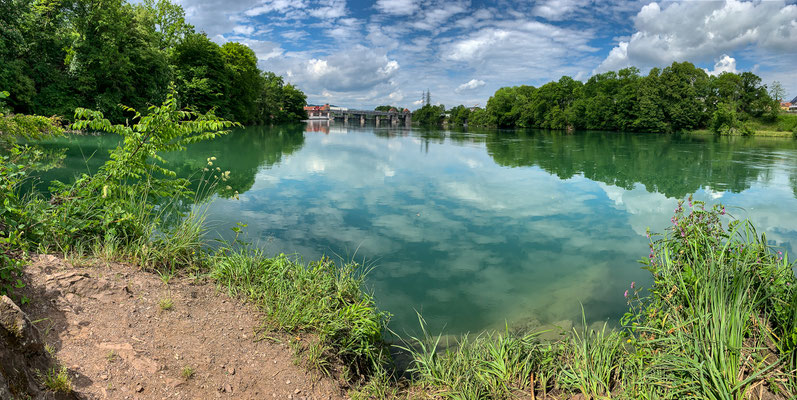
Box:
[175, 0, 797, 109]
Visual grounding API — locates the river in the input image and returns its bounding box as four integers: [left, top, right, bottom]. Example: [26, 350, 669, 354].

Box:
[35, 121, 797, 335]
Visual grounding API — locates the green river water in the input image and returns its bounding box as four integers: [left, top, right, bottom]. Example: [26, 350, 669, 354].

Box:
[35, 121, 797, 335]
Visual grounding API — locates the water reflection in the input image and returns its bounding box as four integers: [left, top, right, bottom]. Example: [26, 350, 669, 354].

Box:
[37, 124, 797, 334]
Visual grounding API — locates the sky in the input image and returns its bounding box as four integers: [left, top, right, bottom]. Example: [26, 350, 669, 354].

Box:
[174, 0, 797, 109]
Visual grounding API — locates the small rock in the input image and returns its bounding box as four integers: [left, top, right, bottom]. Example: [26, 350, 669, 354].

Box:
[223, 383, 233, 393]
[226, 366, 235, 375]
[294, 389, 301, 394]
[285, 380, 291, 385]
[288, 395, 293, 400]
[101, 374, 108, 380]
[135, 383, 143, 392]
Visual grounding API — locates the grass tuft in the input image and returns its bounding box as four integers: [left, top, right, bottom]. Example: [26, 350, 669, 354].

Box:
[40, 366, 72, 393]
[181, 366, 195, 380]
[159, 297, 174, 311]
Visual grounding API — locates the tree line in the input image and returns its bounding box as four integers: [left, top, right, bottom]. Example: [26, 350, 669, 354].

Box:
[442, 62, 781, 134]
[0, 0, 307, 124]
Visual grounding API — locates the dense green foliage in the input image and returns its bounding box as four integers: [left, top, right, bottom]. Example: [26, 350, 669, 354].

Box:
[0, 0, 306, 124]
[471, 63, 778, 134]
[0, 92, 64, 295]
[412, 104, 445, 126]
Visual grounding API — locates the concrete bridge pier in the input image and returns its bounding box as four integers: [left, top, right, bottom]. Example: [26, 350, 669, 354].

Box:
[405, 114, 412, 127]
[360, 115, 365, 126]
[375, 116, 380, 127]
[391, 114, 398, 126]
[344, 114, 348, 124]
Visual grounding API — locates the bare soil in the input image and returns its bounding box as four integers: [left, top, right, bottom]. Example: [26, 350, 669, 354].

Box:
[19, 254, 347, 400]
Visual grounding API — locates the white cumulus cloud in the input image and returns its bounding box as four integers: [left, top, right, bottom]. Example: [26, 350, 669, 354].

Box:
[704, 55, 738, 76]
[596, 0, 797, 72]
[456, 79, 486, 92]
[374, 0, 419, 15]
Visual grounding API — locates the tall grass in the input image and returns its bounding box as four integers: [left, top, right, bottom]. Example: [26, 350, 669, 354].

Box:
[559, 311, 624, 398]
[400, 315, 556, 399]
[208, 244, 390, 380]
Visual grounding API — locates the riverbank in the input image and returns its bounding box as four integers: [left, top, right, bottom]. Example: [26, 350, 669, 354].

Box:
[6, 200, 796, 400]
[15, 254, 346, 399]
[691, 129, 795, 138]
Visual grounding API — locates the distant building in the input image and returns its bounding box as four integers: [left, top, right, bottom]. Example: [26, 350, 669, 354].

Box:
[781, 102, 793, 111]
[304, 104, 331, 119]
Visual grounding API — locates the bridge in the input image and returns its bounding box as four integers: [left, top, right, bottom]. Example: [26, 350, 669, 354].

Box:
[306, 105, 411, 127]
[334, 109, 411, 127]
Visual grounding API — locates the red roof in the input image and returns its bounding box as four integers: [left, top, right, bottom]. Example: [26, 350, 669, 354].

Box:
[781, 102, 793, 107]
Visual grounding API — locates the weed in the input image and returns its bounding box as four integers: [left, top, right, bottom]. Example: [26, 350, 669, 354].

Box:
[40, 366, 72, 393]
[159, 297, 174, 311]
[157, 269, 174, 286]
[44, 343, 55, 356]
[181, 366, 195, 380]
[106, 350, 117, 362]
[303, 338, 333, 377]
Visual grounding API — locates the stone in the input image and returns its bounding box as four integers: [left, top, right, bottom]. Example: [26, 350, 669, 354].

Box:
[0, 295, 78, 399]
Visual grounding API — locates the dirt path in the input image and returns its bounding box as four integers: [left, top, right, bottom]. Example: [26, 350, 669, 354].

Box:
[19, 254, 347, 400]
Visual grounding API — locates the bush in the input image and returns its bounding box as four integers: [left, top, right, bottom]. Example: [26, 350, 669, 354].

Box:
[711, 102, 754, 135]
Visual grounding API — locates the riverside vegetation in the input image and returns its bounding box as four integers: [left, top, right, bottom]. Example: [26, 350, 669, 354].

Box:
[419, 63, 797, 137]
[2, 98, 797, 397]
[0, 0, 307, 125]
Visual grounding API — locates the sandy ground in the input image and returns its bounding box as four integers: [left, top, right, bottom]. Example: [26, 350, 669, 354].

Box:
[19, 254, 348, 400]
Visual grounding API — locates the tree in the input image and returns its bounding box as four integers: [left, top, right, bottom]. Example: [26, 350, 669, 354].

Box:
[68, 0, 172, 121]
[447, 105, 471, 126]
[487, 86, 521, 127]
[171, 32, 229, 116]
[0, 0, 305, 126]
[255, 72, 307, 124]
[221, 42, 261, 124]
[139, 0, 194, 53]
[413, 104, 444, 126]
[658, 62, 709, 132]
[770, 81, 785, 103]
